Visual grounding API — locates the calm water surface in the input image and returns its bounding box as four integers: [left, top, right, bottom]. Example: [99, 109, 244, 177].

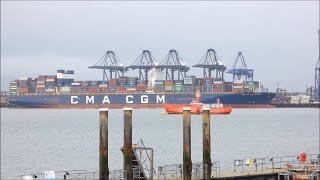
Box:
[1, 108, 319, 178]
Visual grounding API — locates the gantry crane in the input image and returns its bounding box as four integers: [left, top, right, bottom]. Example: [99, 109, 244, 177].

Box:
[226, 52, 254, 83]
[193, 49, 227, 79]
[127, 50, 158, 81]
[88, 50, 128, 82]
[156, 49, 189, 80]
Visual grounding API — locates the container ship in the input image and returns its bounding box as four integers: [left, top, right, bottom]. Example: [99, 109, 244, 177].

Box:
[7, 50, 276, 108]
[8, 75, 274, 108]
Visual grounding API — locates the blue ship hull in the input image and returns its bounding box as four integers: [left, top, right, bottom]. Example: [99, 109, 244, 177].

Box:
[8, 93, 276, 108]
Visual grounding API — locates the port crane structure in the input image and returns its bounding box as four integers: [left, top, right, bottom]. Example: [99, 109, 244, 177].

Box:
[127, 50, 158, 81]
[156, 49, 190, 80]
[89, 51, 128, 82]
[193, 49, 227, 79]
[89, 50, 258, 84]
[226, 52, 254, 83]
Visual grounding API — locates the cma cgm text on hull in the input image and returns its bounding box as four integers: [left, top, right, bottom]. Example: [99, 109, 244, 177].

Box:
[8, 93, 276, 108]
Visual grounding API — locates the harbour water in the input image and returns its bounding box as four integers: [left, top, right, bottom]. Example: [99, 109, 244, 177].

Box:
[1, 108, 318, 179]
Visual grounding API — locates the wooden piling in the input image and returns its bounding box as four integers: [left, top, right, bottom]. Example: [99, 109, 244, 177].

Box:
[123, 108, 133, 180]
[99, 108, 109, 180]
[203, 108, 211, 180]
[183, 107, 192, 180]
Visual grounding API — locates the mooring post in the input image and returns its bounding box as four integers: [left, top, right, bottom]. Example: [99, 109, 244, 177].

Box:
[99, 108, 109, 180]
[183, 107, 192, 180]
[203, 108, 211, 180]
[123, 108, 133, 180]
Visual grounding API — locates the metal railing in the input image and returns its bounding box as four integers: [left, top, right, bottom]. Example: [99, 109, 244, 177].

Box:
[157, 163, 209, 180]
[233, 154, 320, 173]
[21, 169, 127, 180]
[192, 163, 208, 180]
[211, 161, 221, 177]
[158, 164, 182, 180]
[112, 169, 127, 180]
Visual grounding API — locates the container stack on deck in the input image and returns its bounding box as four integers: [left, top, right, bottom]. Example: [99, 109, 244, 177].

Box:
[233, 80, 244, 93]
[117, 77, 127, 93]
[45, 75, 57, 95]
[9, 69, 264, 96]
[174, 80, 183, 93]
[89, 81, 99, 94]
[203, 78, 213, 93]
[57, 69, 74, 87]
[18, 78, 32, 95]
[9, 81, 19, 95]
[136, 80, 147, 93]
[107, 79, 117, 94]
[70, 82, 80, 94]
[79, 81, 89, 94]
[183, 77, 194, 93]
[225, 82, 233, 92]
[127, 77, 137, 94]
[98, 83, 108, 94]
[213, 80, 224, 93]
[154, 80, 165, 93]
[164, 80, 174, 94]
[36, 76, 46, 95]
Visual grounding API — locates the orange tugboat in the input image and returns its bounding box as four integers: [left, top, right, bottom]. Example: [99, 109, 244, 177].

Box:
[163, 92, 232, 114]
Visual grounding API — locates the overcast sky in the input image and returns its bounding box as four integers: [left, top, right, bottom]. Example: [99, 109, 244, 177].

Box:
[1, 1, 319, 92]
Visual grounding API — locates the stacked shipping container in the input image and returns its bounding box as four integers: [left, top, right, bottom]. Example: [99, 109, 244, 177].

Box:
[9, 81, 18, 95]
[36, 76, 46, 95]
[46, 75, 57, 95]
[213, 80, 224, 93]
[154, 80, 165, 93]
[164, 80, 174, 93]
[57, 69, 74, 86]
[225, 82, 233, 92]
[233, 80, 244, 93]
[98, 83, 108, 94]
[203, 78, 213, 93]
[18, 77, 32, 95]
[136, 80, 147, 93]
[184, 77, 194, 93]
[127, 77, 137, 94]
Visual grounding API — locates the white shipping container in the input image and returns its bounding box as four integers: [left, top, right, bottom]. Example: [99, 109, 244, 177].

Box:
[19, 77, 29, 80]
[233, 86, 243, 89]
[71, 83, 80, 86]
[46, 89, 55, 92]
[213, 81, 223, 84]
[61, 87, 71, 91]
[57, 73, 72, 79]
[57, 73, 63, 79]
